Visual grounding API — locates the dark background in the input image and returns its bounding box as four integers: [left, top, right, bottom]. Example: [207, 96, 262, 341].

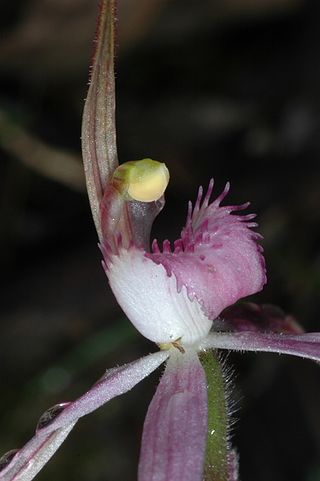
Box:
[0, 0, 319, 480]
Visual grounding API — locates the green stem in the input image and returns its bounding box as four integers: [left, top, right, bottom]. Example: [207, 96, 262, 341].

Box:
[200, 351, 229, 481]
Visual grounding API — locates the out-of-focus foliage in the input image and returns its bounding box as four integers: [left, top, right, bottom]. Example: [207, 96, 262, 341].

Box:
[0, 1, 319, 480]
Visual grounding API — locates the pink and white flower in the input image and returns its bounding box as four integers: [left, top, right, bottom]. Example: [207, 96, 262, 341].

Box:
[1, 2, 319, 481]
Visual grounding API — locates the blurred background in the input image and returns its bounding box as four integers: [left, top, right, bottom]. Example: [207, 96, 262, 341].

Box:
[0, 0, 319, 480]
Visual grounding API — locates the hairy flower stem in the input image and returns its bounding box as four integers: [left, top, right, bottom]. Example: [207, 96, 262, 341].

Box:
[200, 351, 229, 481]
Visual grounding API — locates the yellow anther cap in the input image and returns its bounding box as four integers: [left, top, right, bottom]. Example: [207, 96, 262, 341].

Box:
[112, 158, 170, 202]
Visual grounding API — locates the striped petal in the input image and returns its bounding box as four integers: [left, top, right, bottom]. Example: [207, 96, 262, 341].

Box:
[138, 351, 208, 481]
[148, 180, 266, 322]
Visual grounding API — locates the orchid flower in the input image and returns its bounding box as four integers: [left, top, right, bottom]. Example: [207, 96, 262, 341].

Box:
[1, 2, 319, 481]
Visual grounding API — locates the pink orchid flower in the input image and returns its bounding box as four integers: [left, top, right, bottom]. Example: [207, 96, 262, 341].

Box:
[1, 2, 319, 481]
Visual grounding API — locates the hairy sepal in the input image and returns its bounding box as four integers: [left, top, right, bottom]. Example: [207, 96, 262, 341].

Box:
[81, 0, 118, 239]
[0, 351, 168, 481]
[200, 331, 320, 362]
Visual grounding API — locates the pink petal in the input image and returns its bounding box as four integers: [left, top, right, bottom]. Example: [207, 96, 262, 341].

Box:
[148, 180, 266, 322]
[200, 331, 320, 362]
[220, 302, 304, 334]
[138, 352, 208, 481]
[0, 351, 168, 481]
[81, 0, 118, 238]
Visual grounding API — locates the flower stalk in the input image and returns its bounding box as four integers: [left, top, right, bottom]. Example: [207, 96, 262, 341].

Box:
[200, 351, 229, 481]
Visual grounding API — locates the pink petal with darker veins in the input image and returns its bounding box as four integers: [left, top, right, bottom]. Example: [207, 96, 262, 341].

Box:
[148, 180, 266, 321]
[138, 351, 208, 481]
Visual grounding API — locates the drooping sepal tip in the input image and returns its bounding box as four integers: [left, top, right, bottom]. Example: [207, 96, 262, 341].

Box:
[112, 158, 170, 202]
